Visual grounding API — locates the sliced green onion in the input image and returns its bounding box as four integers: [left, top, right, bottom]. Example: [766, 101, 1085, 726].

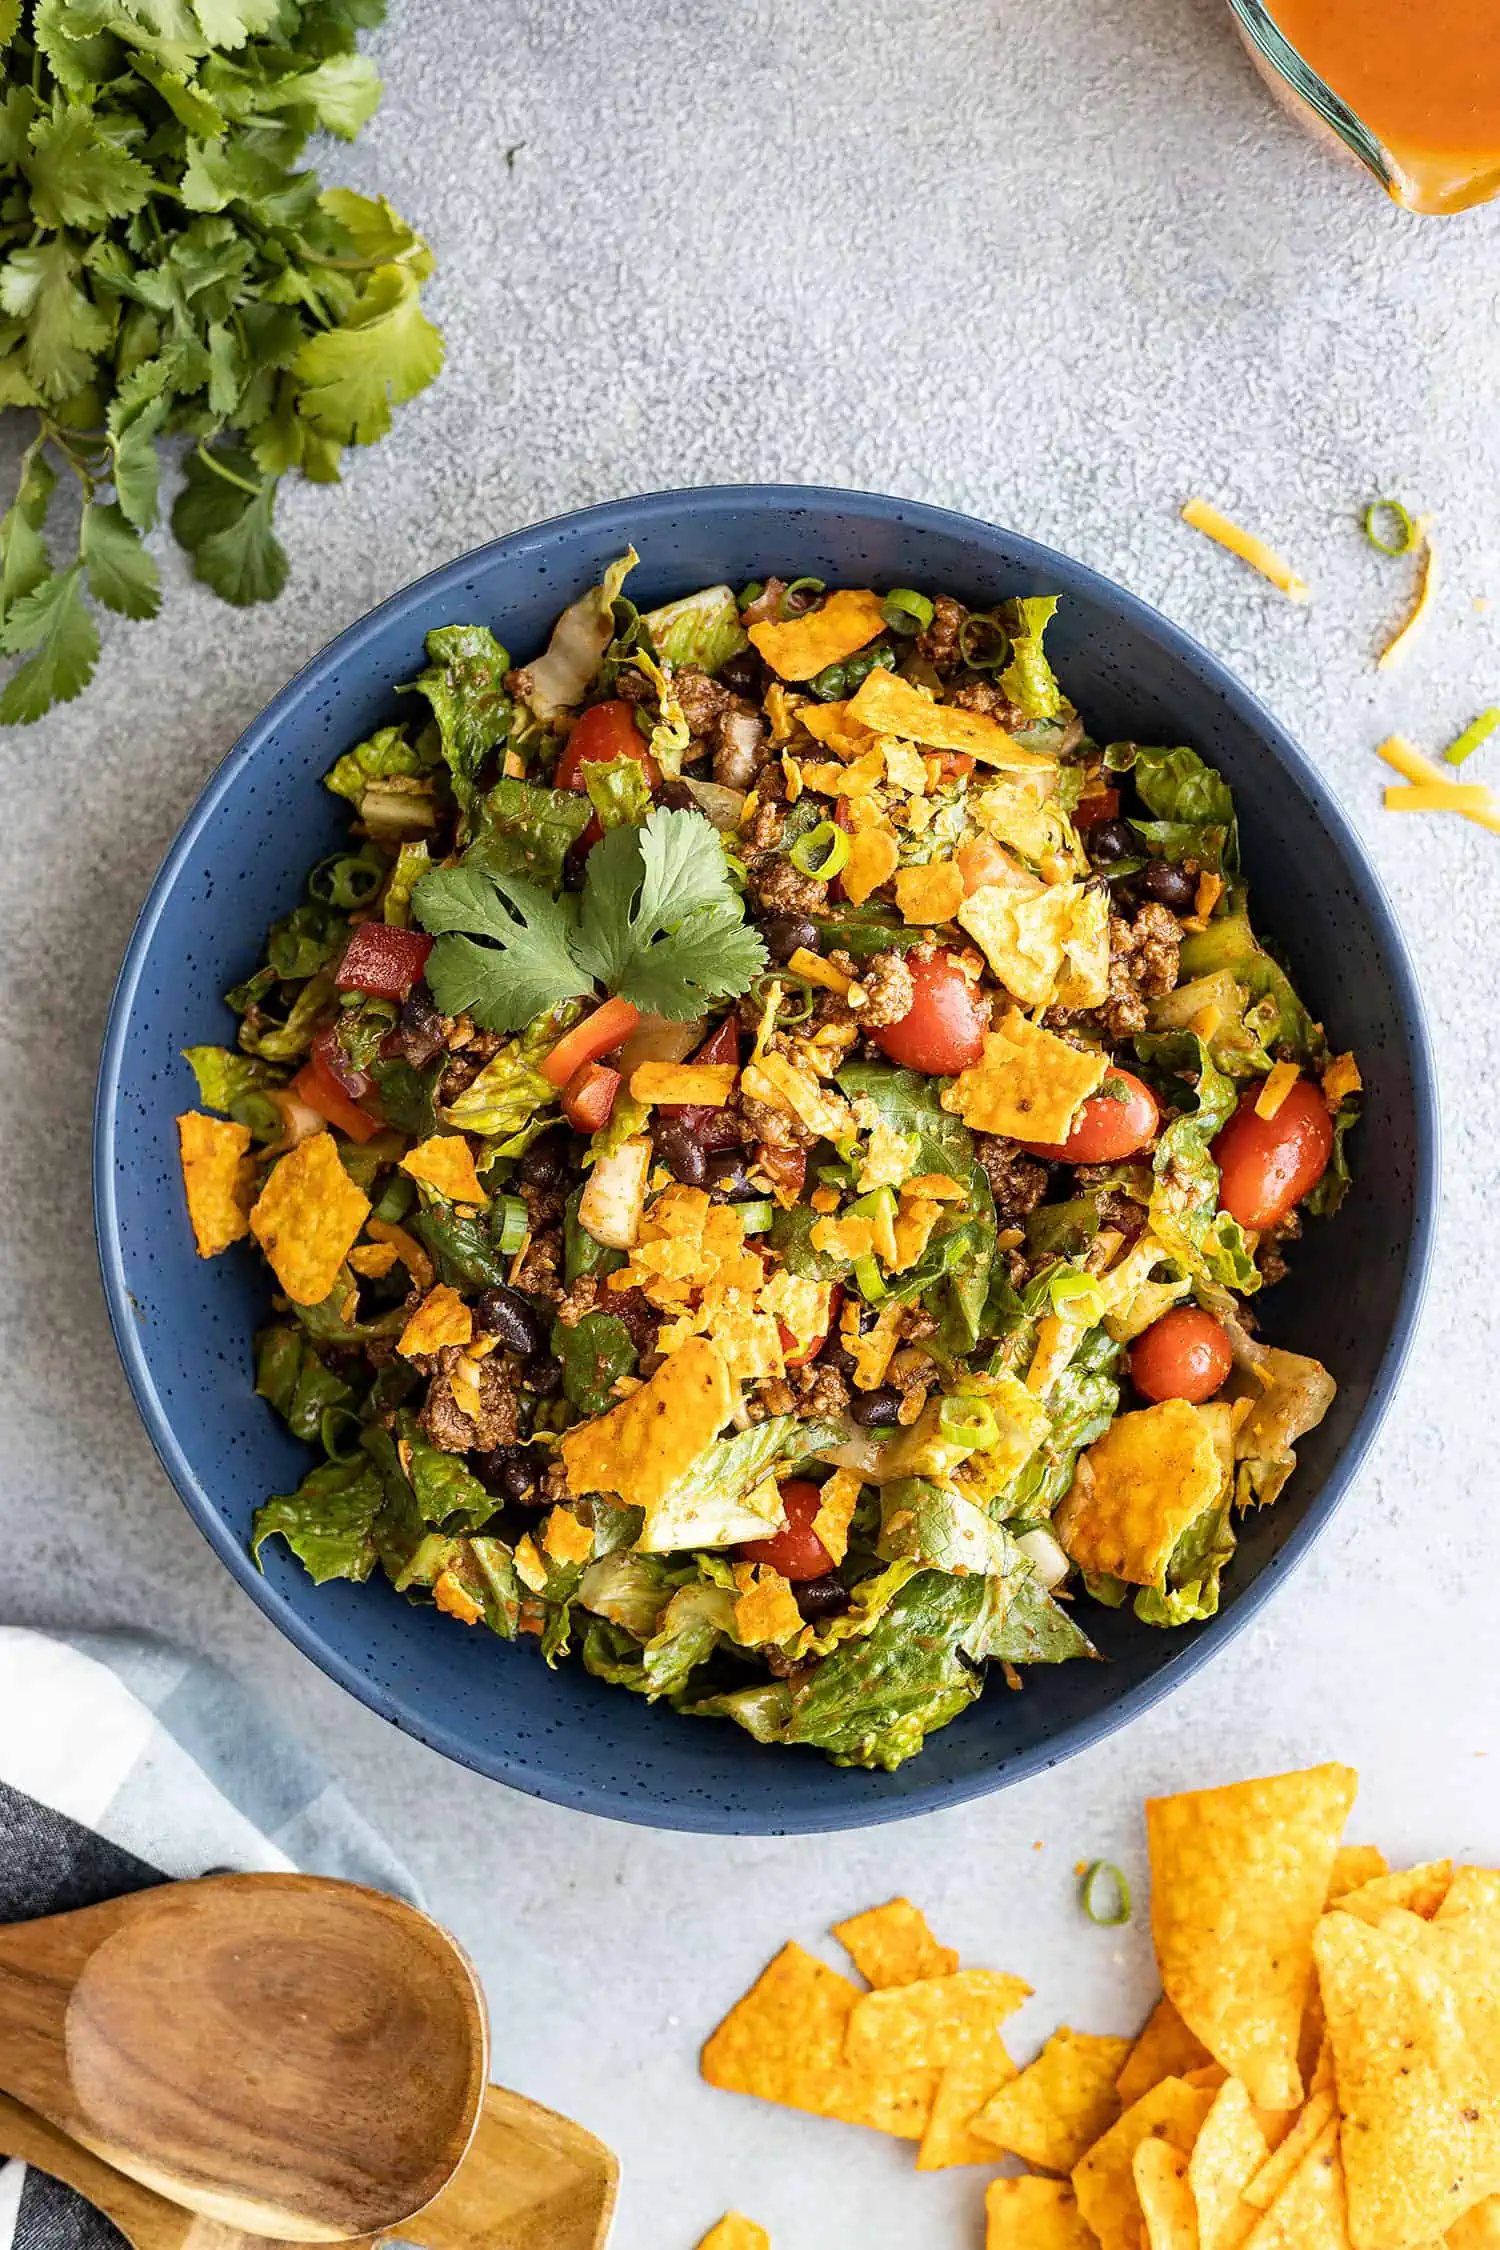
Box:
[311, 851, 383, 909]
[736, 1198, 775, 1234]
[752, 970, 815, 1022]
[882, 589, 935, 637]
[319, 1405, 365, 1462]
[1048, 1268, 1105, 1325]
[496, 1194, 529, 1255]
[1081, 1860, 1131, 1926]
[373, 1173, 416, 1224]
[958, 611, 1013, 673]
[810, 661, 848, 702]
[851, 1184, 897, 1226]
[1363, 498, 1418, 557]
[722, 850, 749, 891]
[789, 821, 851, 879]
[938, 1394, 999, 1451]
[781, 576, 826, 618]
[843, 645, 896, 690]
[817, 1161, 855, 1188]
[852, 1253, 886, 1303]
[1444, 707, 1500, 766]
[737, 580, 765, 611]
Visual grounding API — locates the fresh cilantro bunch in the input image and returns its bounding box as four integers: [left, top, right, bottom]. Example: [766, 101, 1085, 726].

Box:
[0, 0, 442, 723]
[413, 807, 771, 1031]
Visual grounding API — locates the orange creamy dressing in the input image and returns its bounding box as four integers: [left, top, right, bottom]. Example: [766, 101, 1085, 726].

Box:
[1268, 0, 1500, 212]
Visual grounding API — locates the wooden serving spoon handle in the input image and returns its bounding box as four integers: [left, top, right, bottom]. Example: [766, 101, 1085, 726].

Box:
[0, 2087, 618, 2250]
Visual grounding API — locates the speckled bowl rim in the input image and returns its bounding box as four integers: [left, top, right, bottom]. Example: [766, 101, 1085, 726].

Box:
[94, 483, 1440, 1831]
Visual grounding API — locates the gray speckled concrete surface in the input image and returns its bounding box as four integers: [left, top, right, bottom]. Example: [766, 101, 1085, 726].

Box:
[4, 1, 1500, 2242]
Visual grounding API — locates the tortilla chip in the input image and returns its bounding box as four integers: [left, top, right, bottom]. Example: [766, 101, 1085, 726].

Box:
[542, 1506, 594, 1566]
[1071, 2077, 1215, 2250]
[1057, 1399, 1224, 1588]
[958, 880, 1081, 1008]
[1332, 1861, 1452, 1927]
[1145, 1763, 1358, 2109]
[841, 826, 900, 906]
[1185, 2063, 1230, 2091]
[894, 861, 965, 925]
[972, 2027, 1132, 2171]
[1424, 1868, 1500, 2086]
[366, 1215, 434, 1290]
[797, 698, 868, 748]
[398, 1281, 474, 1357]
[629, 1061, 738, 1108]
[1243, 2120, 1348, 2249]
[1243, 2089, 1337, 2211]
[941, 1010, 1108, 1142]
[700, 1941, 935, 2137]
[833, 1898, 958, 1989]
[348, 1239, 399, 1278]
[1117, 1999, 1214, 2108]
[696, 2217, 768, 2250]
[1133, 2136, 1198, 2249]
[731, 1563, 801, 1647]
[847, 667, 1056, 772]
[985, 2177, 1097, 2250]
[561, 1335, 736, 1518]
[809, 1469, 863, 1570]
[1312, 1911, 1500, 2247]
[1449, 2197, 1500, 2249]
[845, 1969, 1031, 2074]
[401, 1132, 487, 1205]
[1328, 1847, 1389, 1905]
[176, 1111, 253, 1257]
[1191, 2078, 1270, 2250]
[747, 588, 888, 680]
[249, 1130, 371, 1306]
[918, 2031, 1019, 2170]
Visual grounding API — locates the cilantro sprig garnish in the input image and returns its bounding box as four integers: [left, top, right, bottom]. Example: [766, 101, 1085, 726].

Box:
[412, 808, 769, 1032]
[0, 3, 442, 724]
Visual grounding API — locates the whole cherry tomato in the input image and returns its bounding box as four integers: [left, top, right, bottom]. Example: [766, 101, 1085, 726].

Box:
[1130, 1306, 1234, 1404]
[874, 948, 989, 1075]
[739, 1479, 834, 1581]
[1017, 1068, 1160, 1163]
[1212, 1078, 1333, 1230]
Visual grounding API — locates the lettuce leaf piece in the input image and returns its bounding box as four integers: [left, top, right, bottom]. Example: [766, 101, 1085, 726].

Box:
[877, 1478, 1025, 1578]
[641, 583, 748, 675]
[636, 1414, 842, 1552]
[447, 1535, 524, 1638]
[438, 1015, 564, 1136]
[1146, 969, 1278, 1080]
[1133, 1029, 1260, 1294]
[252, 1457, 382, 1584]
[1105, 740, 1237, 836]
[359, 1422, 429, 1584]
[412, 1203, 510, 1291]
[234, 969, 335, 1061]
[1129, 818, 1232, 874]
[289, 1270, 409, 1351]
[1232, 1344, 1335, 1508]
[398, 1419, 498, 1531]
[325, 722, 433, 806]
[1176, 900, 1323, 1065]
[404, 624, 511, 832]
[766, 1201, 852, 1282]
[998, 595, 1064, 720]
[182, 1044, 285, 1135]
[366, 1053, 440, 1139]
[583, 752, 653, 832]
[1133, 1494, 1235, 1627]
[1005, 1327, 1122, 1522]
[510, 549, 637, 722]
[988, 1577, 1099, 1662]
[836, 1059, 996, 1349]
[550, 1310, 637, 1417]
[464, 776, 593, 891]
[254, 1323, 354, 1446]
[1305, 1100, 1356, 1218]
[563, 1185, 627, 1285]
[267, 899, 348, 982]
[382, 839, 430, 928]
[575, 1549, 678, 1638]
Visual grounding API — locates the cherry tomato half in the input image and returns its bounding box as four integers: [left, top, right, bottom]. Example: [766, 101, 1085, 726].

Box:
[874, 948, 989, 1075]
[955, 836, 1012, 896]
[1017, 1068, 1160, 1163]
[1212, 1078, 1333, 1230]
[1130, 1306, 1234, 1404]
[739, 1479, 834, 1582]
[554, 699, 660, 792]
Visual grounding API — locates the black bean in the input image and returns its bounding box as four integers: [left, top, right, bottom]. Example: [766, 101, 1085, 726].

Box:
[396, 980, 445, 1067]
[705, 1148, 756, 1200]
[658, 779, 699, 812]
[795, 1576, 850, 1621]
[718, 649, 767, 698]
[519, 1126, 570, 1191]
[473, 1286, 543, 1357]
[1083, 819, 1136, 865]
[653, 1115, 709, 1187]
[760, 913, 821, 964]
[524, 1356, 563, 1399]
[1140, 858, 1199, 911]
[848, 1386, 901, 1428]
[474, 1444, 540, 1502]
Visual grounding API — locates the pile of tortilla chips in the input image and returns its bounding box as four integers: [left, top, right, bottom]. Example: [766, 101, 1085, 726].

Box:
[698, 1762, 1500, 2250]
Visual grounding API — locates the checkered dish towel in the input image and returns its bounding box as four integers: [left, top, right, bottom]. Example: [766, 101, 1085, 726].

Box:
[0, 1625, 417, 2250]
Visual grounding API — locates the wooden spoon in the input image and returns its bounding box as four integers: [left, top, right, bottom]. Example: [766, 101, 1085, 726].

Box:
[0, 2087, 618, 2250]
[0, 1876, 489, 2243]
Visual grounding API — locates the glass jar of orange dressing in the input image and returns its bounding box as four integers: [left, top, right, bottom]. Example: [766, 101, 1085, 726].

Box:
[1229, 0, 1500, 214]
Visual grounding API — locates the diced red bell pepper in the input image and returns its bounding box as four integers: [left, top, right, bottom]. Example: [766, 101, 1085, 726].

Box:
[780, 1281, 843, 1368]
[292, 1038, 381, 1143]
[335, 922, 433, 999]
[541, 997, 642, 1089]
[1074, 787, 1121, 828]
[562, 1061, 620, 1133]
[756, 1144, 807, 1205]
[659, 1016, 744, 1149]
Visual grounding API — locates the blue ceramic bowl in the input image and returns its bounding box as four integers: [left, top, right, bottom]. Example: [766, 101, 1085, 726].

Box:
[95, 486, 1437, 1834]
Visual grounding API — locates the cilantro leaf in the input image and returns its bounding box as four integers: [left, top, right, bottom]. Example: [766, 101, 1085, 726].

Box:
[405, 623, 511, 828]
[617, 901, 769, 1020]
[415, 867, 592, 1031]
[266, 52, 382, 138]
[172, 443, 289, 604]
[0, 566, 99, 723]
[191, 0, 282, 47]
[574, 807, 767, 1016]
[80, 501, 161, 620]
[293, 261, 443, 444]
[0, 238, 111, 401]
[111, 399, 166, 529]
[24, 98, 154, 227]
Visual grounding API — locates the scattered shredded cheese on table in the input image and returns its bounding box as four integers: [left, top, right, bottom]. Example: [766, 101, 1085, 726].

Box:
[1180, 497, 1310, 602]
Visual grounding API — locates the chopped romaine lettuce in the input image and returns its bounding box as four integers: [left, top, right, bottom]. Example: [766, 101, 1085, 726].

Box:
[1134, 1030, 1260, 1294]
[404, 624, 512, 832]
[254, 1325, 354, 1447]
[642, 584, 749, 674]
[989, 1577, 1099, 1663]
[252, 1458, 383, 1584]
[999, 595, 1064, 720]
[551, 1311, 637, 1417]
[583, 753, 653, 831]
[464, 777, 593, 892]
[510, 549, 637, 721]
[637, 1415, 838, 1552]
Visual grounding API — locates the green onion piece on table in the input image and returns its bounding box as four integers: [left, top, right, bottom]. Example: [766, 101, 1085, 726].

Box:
[1081, 1861, 1131, 1926]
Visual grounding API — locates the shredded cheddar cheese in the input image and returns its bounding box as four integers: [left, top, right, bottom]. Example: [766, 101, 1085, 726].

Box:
[1377, 735, 1500, 836]
[1254, 1062, 1301, 1121]
[1181, 497, 1310, 603]
[1377, 530, 1437, 670]
[1383, 783, 1495, 814]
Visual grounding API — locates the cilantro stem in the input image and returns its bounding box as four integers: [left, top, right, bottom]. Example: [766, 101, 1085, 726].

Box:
[194, 441, 262, 498]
